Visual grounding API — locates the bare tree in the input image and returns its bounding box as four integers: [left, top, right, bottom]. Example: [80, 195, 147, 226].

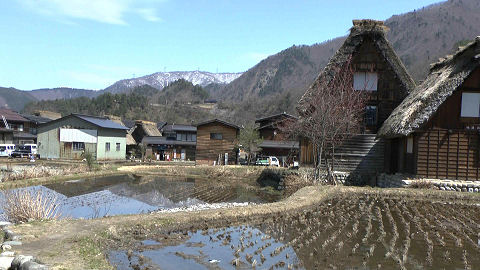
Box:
[286, 57, 366, 184]
[238, 125, 263, 164]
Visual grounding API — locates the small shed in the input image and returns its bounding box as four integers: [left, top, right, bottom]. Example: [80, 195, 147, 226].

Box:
[378, 36, 480, 180]
[196, 119, 240, 165]
[37, 114, 128, 160]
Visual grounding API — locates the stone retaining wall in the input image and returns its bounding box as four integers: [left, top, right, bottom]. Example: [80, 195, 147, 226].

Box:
[0, 222, 48, 270]
[376, 173, 480, 192]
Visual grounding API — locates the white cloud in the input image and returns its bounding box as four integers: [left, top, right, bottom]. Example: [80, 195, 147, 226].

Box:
[136, 8, 161, 22]
[19, 0, 165, 25]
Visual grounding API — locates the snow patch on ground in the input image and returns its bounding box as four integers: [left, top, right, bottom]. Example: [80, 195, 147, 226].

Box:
[155, 202, 253, 213]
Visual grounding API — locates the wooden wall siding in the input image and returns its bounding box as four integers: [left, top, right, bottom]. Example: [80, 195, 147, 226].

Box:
[259, 128, 275, 140]
[60, 142, 96, 160]
[196, 123, 238, 165]
[352, 38, 409, 133]
[416, 129, 480, 180]
[300, 139, 314, 164]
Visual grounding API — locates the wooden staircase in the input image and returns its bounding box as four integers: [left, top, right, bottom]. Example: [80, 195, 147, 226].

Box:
[323, 134, 384, 174]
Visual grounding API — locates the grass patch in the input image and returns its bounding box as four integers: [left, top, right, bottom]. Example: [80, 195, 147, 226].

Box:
[0, 169, 124, 190]
[74, 235, 114, 270]
[409, 180, 435, 189]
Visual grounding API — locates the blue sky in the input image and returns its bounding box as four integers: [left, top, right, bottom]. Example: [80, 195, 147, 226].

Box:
[0, 0, 443, 90]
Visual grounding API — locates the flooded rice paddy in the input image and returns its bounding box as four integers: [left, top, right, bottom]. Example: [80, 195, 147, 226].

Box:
[110, 194, 480, 269]
[0, 174, 276, 219]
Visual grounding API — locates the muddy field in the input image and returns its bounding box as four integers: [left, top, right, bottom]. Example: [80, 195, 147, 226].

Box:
[9, 186, 480, 269]
[110, 193, 480, 269]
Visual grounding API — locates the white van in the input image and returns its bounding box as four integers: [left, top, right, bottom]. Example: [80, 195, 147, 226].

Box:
[0, 144, 15, 157]
[24, 144, 37, 156]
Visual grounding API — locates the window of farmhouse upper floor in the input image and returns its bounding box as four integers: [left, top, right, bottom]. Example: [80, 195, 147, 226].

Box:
[461, 92, 480, 117]
[354, 72, 378, 91]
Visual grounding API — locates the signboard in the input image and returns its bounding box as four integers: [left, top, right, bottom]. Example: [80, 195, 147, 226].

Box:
[60, 128, 97, 143]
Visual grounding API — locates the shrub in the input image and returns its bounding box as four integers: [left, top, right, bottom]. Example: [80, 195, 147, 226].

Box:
[2, 188, 60, 223]
[82, 151, 95, 171]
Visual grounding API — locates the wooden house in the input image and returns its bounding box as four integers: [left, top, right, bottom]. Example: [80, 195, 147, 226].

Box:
[297, 19, 415, 175]
[0, 128, 14, 144]
[196, 119, 240, 165]
[131, 120, 162, 145]
[255, 112, 299, 165]
[142, 124, 197, 161]
[0, 108, 37, 144]
[378, 36, 480, 180]
[21, 114, 55, 135]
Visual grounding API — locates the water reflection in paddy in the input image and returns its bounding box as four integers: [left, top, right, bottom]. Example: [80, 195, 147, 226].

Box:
[0, 174, 273, 219]
[109, 225, 302, 270]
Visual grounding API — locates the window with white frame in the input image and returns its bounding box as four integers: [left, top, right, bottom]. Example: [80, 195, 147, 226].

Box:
[354, 72, 378, 91]
[116, 143, 120, 151]
[461, 92, 480, 117]
[105, 142, 110, 152]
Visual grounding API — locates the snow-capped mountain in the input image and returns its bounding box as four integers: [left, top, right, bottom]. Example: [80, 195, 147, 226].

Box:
[104, 71, 243, 93]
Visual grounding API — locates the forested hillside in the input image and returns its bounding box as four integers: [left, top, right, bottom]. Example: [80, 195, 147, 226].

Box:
[215, 0, 480, 119]
[24, 83, 216, 124]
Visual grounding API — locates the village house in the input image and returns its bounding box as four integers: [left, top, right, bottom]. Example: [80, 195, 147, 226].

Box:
[255, 112, 299, 166]
[21, 113, 56, 135]
[297, 19, 415, 176]
[131, 120, 162, 144]
[37, 114, 128, 160]
[142, 124, 197, 161]
[196, 119, 240, 165]
[0, 108, 37, 144]
[378, 36, 480, 180]
[0, 128, 13, 144]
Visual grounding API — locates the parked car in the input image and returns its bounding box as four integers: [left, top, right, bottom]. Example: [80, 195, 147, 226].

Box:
[0, 144, 15, 157]
[255, 156, 280, 167]
[11, 144, 39, 158]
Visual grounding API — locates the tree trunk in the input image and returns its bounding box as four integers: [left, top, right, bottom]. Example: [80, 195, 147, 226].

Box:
[315, 144, 323, 183]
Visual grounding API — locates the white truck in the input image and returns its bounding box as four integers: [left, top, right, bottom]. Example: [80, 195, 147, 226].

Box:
[255, 156, 280, 167]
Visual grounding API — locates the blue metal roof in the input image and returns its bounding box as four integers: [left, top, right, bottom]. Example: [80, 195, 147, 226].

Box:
[74, 114, 128, 130]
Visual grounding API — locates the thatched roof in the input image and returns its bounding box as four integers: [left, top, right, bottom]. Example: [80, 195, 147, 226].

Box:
[135, 120, 162, 136]
[126, 133, 136, 145]
[297, 19, 415, 115]
[378, 36, 480, 138]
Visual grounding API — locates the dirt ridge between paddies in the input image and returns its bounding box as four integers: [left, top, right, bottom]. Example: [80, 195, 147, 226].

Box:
[9, 185, 480, 270]
[0, 168, 124, 190]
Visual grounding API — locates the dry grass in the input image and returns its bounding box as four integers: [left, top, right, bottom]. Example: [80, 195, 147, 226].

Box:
[2, 188, 60, 223]
[1, 165, 86, 182]
[409, 180, 435, 189]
